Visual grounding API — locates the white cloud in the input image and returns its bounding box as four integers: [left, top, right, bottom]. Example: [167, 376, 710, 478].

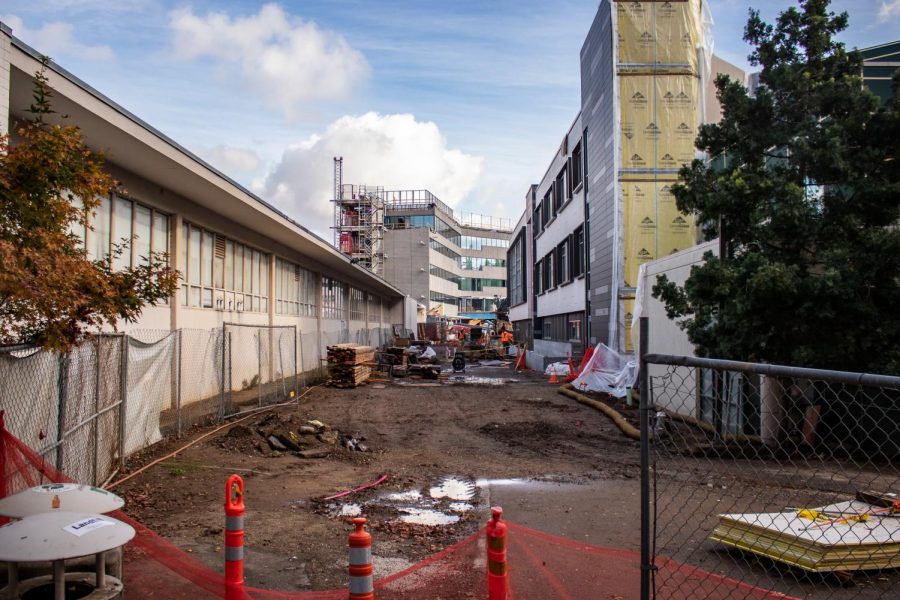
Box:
[259, 112, 484, 237]
[880, 0, 900, 20]
[196, 145, 262, 175]
[168, 3, 369, 117]
[2, 14, 114, 60]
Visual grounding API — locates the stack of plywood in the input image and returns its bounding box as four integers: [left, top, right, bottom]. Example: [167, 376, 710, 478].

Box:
[327, 344, 374, 388]
[709, 499, 900, 572]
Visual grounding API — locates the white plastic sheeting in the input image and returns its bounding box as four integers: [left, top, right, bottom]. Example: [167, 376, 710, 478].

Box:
[571, 343, 638, 398]
[544, 362, 571, 377]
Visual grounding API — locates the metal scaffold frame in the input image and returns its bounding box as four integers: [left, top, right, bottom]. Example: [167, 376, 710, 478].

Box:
[331, 157, 385, 275]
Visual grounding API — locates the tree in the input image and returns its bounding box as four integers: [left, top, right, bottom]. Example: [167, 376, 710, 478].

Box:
[653, 0, 900, 374]
[0, 60, 179, 351]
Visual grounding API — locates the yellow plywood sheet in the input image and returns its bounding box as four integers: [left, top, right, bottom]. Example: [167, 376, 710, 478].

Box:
[616, 0, 702, 68]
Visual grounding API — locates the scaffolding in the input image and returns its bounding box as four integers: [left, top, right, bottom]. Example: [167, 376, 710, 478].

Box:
[331, 157, 385, 275]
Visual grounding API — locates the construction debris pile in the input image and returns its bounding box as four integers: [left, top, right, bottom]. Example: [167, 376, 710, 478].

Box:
[220, 413, 370, 458]
[327, 344, 375, 388]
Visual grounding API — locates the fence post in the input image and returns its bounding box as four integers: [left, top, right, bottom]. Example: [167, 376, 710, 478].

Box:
[93, 337, 101, 485]
[220, 325, 227, 423]
[639, 317, 652, 600]
[257, 330, 263, 407]
[56, 352, 70, 472]
[176, 329, 183, 437]
[119, 334, 128, 470]
[294, 326, 299, 394]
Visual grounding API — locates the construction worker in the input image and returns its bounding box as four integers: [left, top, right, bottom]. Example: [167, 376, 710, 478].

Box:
[500, 329, 513, 353]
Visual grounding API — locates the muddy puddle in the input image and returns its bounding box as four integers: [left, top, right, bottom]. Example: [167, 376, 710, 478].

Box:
[324, 476, 480, 526]
[445, 375, 515, 386]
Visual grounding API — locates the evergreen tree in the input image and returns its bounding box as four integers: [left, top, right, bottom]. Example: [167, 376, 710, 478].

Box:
[653, 0, 900, 374]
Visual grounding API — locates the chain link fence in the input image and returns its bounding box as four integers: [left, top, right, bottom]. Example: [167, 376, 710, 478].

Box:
[0, 324, 393, 488]
[639, 338, 900, 599]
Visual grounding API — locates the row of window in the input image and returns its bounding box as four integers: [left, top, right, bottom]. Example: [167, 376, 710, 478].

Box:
[459, 257, 506, 270]
[430, 264, 459, 285]
[430, 238, 461, 261]
[534, 226, 585, 295]
[534, 312, 584, 343]
[70, 196, 387, 320]
[181, 223, 269, 312]
[69, 195, 170, 270]
[458, 235, 510, 250]
[459, 277, 507, 292]
[534, 140, 585, 236]
[428, 293, 498, 313]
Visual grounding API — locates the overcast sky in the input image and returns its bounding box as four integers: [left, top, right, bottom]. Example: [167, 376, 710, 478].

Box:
[3, 1, 898, 236]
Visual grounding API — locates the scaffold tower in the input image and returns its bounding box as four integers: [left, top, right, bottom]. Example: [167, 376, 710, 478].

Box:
[331, 157, 385, 275]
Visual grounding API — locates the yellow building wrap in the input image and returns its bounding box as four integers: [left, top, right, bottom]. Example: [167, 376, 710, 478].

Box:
[621, 178, 696, 288]
[616, 0, 703, 69]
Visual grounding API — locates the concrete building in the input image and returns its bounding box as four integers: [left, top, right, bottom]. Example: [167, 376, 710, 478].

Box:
[509, 0, 745, 357]
[1, 21, 410, 352]
[860, 40, 899, 105]
[381, 190, 511, 319]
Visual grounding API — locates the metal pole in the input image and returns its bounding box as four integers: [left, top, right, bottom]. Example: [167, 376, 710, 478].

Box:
[93, 338, 101, 486]
[56, 353, 69, 472]
[176, 329, 183, 436]
[119, 335, 128, 470]
[639, 316, 651, 600]
[220, 326, 227, 422]
[257, 330, 263, 407]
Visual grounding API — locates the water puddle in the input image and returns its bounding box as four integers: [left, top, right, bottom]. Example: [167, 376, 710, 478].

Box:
[398, 508, 460, 525]
[429, 477, 476, 501]
[446, 376, 513, 386]
[328, 502, 362, 517]
[324, 476, 480, 527]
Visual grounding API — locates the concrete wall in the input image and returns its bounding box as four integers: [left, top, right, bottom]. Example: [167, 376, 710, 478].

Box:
[383, 227, 430, 304]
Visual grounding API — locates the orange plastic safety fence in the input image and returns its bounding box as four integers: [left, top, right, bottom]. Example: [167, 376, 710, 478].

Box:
[2, 424, 799, 600]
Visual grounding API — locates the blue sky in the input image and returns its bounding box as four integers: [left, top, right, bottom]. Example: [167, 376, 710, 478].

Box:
[2, 1, 898, 236]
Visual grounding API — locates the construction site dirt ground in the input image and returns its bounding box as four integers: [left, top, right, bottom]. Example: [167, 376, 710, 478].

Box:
[116, 364, 898, 599]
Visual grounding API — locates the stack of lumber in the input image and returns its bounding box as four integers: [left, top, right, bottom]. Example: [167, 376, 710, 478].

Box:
[709, 498, 900, 572]
[327, 344, 375, 388]
[327, 344, 375, 365]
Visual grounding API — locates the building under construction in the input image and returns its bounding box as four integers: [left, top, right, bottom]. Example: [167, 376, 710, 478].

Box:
[331, 157, 385, 275]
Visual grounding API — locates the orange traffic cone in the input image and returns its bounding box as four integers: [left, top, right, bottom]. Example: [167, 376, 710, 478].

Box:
[548, 365, 559, 385]
[564, 352, 577, 383]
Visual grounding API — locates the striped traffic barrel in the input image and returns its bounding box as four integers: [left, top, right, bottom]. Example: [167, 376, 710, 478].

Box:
[348, 516, 374, 599]
[224, 474, 245, 588]
[486, 506, 509, 599]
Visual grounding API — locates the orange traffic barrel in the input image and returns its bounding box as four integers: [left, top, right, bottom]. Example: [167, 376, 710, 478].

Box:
[349, 517, 374, 599]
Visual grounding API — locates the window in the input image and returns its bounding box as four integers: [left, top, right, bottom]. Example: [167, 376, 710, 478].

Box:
[349, 287, 365, 320]
[458, 235, 510, 250]
[557, 239, 570, 285]
[572, 142, 583, 190]
[573, 226, 585, 277]
[507, 232, 526, 306]
[182, 223, 267, 312]
[321, 277, 346, 319]
[554, 168, 565, 213]
[368, 293, 380, 322]
[459, 277, 483, 292]
[567, 313, 583, 343]
[275, 258, 316, 316]
[430, 290, 458, 305]
[541, 254, 553, 292]
[541, 191, 551, 226]
[459, 257, 506, 270]
[534, 259, 543, 295]
[533, 203, 543, 236]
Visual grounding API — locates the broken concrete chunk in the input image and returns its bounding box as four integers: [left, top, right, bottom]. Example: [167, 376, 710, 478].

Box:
[297, 448, 330, 459]
[267, 435, 288, 452]
[279, 431, 302, 451]
[317, 430, 340, 445]
[298, 425, 317, 435]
